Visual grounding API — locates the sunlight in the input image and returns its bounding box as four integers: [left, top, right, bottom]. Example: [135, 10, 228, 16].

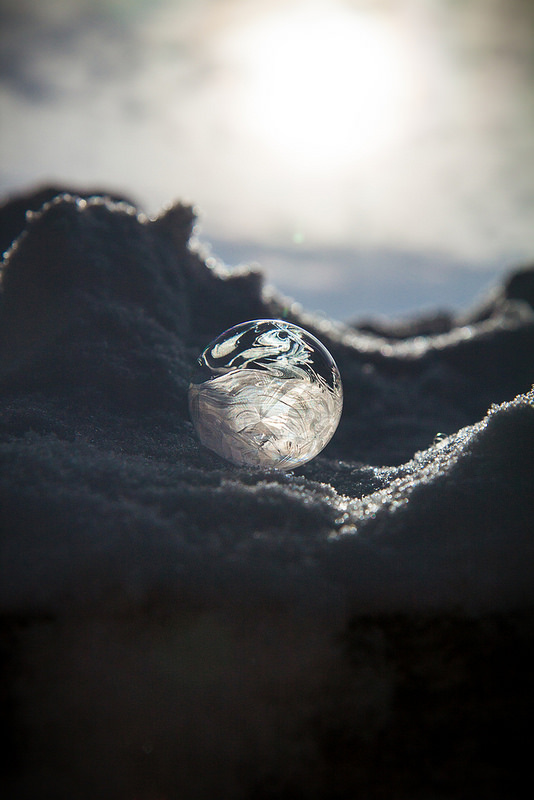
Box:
[224, 1, 412, 172]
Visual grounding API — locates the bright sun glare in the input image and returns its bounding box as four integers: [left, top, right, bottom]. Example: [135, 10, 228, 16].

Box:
[224, 1, 411, 172]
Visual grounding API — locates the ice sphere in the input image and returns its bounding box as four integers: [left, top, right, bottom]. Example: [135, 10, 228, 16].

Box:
[188, 319, 343, 469]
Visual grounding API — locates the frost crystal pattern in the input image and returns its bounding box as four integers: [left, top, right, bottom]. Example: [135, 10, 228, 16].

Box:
[189, 319, 343, 469]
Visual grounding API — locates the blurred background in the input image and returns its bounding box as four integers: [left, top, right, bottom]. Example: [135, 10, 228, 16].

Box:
[1, 0, 533, 320]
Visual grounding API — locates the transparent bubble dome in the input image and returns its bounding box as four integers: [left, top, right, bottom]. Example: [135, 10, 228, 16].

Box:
[189, 319, 343, 469]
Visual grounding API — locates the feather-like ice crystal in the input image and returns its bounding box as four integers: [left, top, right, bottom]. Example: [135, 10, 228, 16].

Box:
[189, 319, 343, 469]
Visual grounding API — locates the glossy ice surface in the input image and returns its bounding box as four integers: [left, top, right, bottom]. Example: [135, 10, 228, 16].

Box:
[189, 319, 343, 469]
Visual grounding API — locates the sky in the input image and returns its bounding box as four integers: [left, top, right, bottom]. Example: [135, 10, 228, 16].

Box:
[1, 0, 533, 319]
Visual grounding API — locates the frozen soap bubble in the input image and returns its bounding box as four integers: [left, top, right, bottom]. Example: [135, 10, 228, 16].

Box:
[189, 319, 343, 469]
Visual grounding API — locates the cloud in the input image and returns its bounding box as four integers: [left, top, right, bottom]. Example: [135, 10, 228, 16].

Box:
[0, 0, 533, 306]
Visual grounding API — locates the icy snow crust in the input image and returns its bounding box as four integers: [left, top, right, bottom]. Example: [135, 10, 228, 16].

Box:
[0, 188, 533, 618]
